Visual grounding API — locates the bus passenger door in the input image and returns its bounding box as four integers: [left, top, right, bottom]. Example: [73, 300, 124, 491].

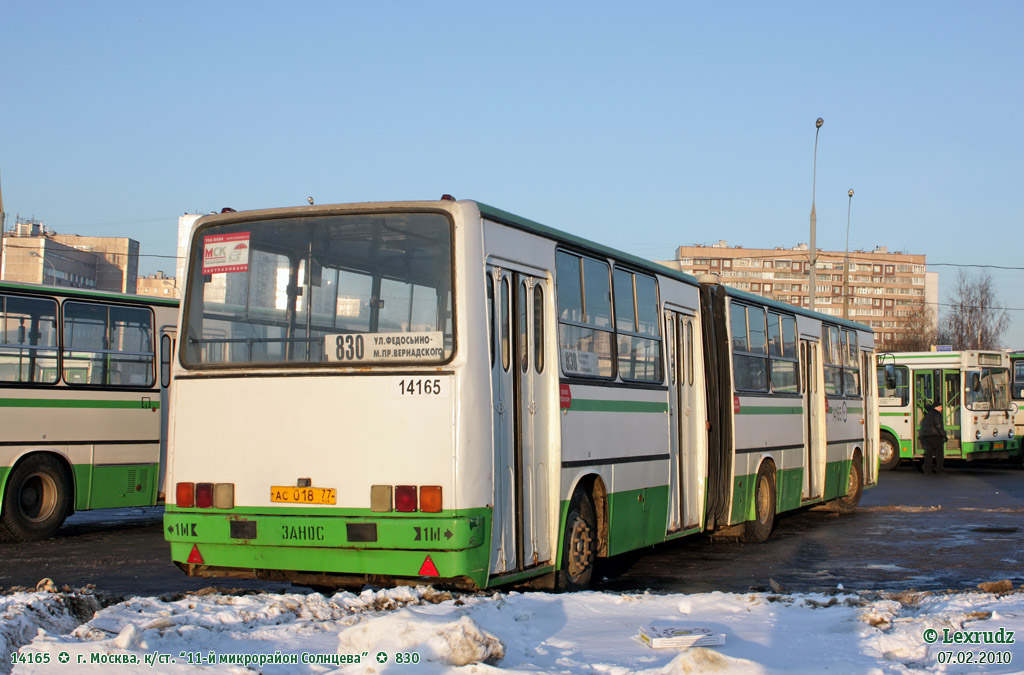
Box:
[913, 370, 937, 455]
[943, 370, 961, 454]
[665, 312, 681, 532]
[488, 267, 551, 576]
[862, 351, 878, 484]
[665, 309, 702, 532]
[489, 268, 515, 575]
[158, 327, 177, 500]
[515, 274, 551, 569]
[802, 339, 826, 501]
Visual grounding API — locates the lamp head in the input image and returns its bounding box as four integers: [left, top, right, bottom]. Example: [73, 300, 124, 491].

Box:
[816, 117, 824, 129]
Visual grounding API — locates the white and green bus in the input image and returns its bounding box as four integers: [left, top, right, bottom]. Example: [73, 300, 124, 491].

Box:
[0, 281, 178, 541]
[164, 199, 878, 590]
[1007, 350, 1024, 449]
[876, 350, 1017, 470]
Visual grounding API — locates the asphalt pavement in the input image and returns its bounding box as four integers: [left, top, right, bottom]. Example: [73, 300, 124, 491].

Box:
[1, 462, 1021, 597]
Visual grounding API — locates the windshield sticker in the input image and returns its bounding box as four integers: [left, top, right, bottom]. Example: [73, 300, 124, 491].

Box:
[325, 331, 444, 363]
[202, 232, 251, 274]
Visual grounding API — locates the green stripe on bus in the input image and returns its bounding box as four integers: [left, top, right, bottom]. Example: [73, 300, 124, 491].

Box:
[880, 412, 910, 416]
[0, 398, 159, 410]
[568, 399, 668, 413]
[736, 406, 803, 415]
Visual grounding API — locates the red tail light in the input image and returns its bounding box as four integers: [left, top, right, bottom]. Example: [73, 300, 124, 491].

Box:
[196, 483, 214, 508]
[176, 482, 195, 508]
[395, 485, 417, 512]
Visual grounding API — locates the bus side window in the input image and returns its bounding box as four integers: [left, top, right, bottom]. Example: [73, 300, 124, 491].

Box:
[0, 294, 59, 384]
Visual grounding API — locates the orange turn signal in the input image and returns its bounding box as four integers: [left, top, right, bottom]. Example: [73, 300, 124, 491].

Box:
[419, 486, 442, 513]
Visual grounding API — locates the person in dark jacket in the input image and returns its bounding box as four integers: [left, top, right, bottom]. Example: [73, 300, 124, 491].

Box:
[919, 401, 948, 475]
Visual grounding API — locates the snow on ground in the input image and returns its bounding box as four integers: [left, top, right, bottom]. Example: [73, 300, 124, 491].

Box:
[5, 584, 1024, 674]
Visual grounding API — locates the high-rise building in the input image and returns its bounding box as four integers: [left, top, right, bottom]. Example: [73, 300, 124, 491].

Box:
[660, 242, 939, 351]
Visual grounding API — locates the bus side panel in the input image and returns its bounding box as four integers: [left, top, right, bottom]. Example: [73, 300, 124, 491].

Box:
[1, 393, 163, 512]
[88, 460, 159, 508]
[823, 396, 861, 501]
[732, 402, 805, 517]
[558, 384, 670, 556]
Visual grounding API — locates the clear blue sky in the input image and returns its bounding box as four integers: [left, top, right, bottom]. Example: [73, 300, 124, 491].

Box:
[4, 1, 1023, 345]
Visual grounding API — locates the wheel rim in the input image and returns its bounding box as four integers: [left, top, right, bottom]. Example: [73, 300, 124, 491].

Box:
[879, 439, 894, 464]
[17, 471, 58, 524]
[847, 462, 860, 495]
[756, 475, 771, 524]
[566, 513, 593, 580]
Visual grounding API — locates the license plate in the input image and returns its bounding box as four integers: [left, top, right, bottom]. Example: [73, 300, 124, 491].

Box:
[270, 486, 337, 505]
[994, 442, 1005, 450]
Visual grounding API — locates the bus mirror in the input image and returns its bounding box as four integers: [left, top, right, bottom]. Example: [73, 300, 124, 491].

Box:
[884, 364, 896, 389]
[969, 372, 981, 392]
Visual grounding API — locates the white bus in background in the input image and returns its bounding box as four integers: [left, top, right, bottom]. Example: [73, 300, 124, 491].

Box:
[0, 281, 178, 541]
[1003, 350, 1024, 458]
[163, 198, 877, 591]
[876, 350, 1017, 470]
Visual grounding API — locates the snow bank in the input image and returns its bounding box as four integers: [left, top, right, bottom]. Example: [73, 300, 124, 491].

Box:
[1, 590, 105, 675]
[6, 585, 1024, 673]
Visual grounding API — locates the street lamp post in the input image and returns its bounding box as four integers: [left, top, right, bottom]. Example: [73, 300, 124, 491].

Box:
[808, 117, 824, 312]
[842, 189, 855, 320]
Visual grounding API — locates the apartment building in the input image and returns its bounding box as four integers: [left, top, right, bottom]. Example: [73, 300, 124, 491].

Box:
[137, 270, 178, 298]
[0, 219, 140, 293]
[660, 241, 939, 351]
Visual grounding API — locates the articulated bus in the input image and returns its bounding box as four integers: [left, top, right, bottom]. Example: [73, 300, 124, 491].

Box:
[0, 281, 178, 541]
[876, 351, 1016, 471]
[164, 199, 878, 590]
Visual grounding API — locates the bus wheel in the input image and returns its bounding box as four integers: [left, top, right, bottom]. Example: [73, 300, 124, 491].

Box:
[879, 432, 900, 471]
[743, 463, 776, 543]
[0, 455, 70, 542]
[555, 490, 597, 592]
[834, 453, 864, 514]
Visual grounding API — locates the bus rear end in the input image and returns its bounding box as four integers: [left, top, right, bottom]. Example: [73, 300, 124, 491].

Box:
[164, 203, 492, 589]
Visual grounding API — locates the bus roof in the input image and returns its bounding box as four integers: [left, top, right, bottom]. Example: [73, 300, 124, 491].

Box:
[475, 201, 702, 288]
[719, 285, 874, 333]
[0, 279, 179, 308]
[189, 198, 874, 334]
[476, 201, 873, 334]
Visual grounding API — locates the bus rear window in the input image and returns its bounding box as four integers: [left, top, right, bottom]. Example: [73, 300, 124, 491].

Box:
[183, 212, 453, 367]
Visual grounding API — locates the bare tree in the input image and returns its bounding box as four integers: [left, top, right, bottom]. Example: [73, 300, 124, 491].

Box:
[939, 270, 1010, 350]
[889, 301, 937, 351]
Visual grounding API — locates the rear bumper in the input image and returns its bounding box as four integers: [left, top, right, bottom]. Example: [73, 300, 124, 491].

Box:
[164, 506, 491, 589]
